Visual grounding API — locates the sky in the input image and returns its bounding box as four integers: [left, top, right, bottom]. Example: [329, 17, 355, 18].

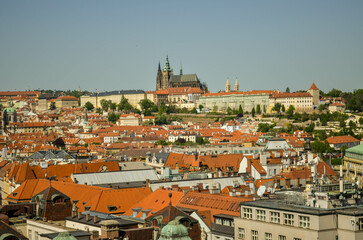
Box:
[0, 1, 362, 93]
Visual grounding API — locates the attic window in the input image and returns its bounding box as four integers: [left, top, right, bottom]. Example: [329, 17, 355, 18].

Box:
[107, 205, 118, 212]
[85, 206, 91, 211]
[13, 193, 18, 196]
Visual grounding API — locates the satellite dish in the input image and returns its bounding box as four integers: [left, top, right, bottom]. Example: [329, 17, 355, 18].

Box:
[257, 185, 266, 197]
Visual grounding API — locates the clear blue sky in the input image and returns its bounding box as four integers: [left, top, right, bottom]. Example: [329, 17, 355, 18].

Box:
[1, 1, 362, 93]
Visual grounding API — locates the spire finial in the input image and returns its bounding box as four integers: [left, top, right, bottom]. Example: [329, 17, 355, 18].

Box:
[180, 62, 183, 75]
[169, 192, 172, 205]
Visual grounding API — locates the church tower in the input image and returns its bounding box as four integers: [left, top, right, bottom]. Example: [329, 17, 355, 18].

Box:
[234, 78, 239, 92]
[156, 62, 162, 90]
[308, 83, 320, 106]
[225, 78, 231, 92]
[157, 55, 173, 90]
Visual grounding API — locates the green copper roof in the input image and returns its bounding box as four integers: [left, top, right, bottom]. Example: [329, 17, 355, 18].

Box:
[163, 55, 173, 72]
[53, 232, 77, 240]
[158, 217, 191, 240]
[346, 144, 363, 155]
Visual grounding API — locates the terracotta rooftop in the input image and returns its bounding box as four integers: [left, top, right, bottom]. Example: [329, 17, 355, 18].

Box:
[309, 83, 319, 90]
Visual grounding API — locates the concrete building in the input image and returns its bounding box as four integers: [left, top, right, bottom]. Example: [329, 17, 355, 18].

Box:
[54, 96, 79, 109]
[197, 90, 275, 113]
[269, 92, 313, 113]
[343, 144, 363, 185]
[80, 90, 152, 110]
[235, 198, 363, 240]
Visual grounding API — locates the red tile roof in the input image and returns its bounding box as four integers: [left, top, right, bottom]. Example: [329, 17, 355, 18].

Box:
[202, 90, 276, 97]
[176, 191, 252, 217]
[6, 179, 151, 214]
[271, 92, 312, 98]
[123, 189, 184, 218]
[309, 83, 319, 90]
[326, 135, 359, 144]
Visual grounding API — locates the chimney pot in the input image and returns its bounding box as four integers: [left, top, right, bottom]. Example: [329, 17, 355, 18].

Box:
[78, 212, 82, 220]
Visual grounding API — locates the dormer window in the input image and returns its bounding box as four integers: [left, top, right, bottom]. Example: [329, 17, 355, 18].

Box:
[107, 205, 117, 212]
[53, 196, 64, 203]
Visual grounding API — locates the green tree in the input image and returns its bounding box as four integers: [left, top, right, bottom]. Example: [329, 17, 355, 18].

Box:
[272, 103, 281, 113]
[286, 105, 295, 119]
[301, 112, 309, 122]
[327, 88, 342, 97]
[212, 105, 218, 113]
[346, 89, 363, 112]
[49, 102, 56, 110]
[286, 87, 290, 93]
[110, 102, 117, 111]
[281, 105, 285, 112]
[251, 107, 256, 117]
[108, 112, 119, 123]
[191, 107, 198, 114]
[359, 117, 363, 125]
[139, 99, 155, 112]
[311, 140, 330, 156]
[349, 120, 356, 129]
[118, 97, 133, 112]
[84, 102, 94, 111]
[318, 104, 326, 112]
[256, 104, 261, 114]
[199, 104, 204, 112]
[151, 105, 158, 112]
[237, 105, 244, 117]
[226, 107, 233, 115]
[305, 123, 315, 133]
[263, 105, 266, 113]
[100, 99, 110, 111]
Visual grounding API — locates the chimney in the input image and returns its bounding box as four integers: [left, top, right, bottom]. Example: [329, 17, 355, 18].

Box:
[260, 154, 267, 165]
[94, 215, 98, 224]
[78, 212, 82, 220]
[90, 231, 99, 240]
[86, 213, 90, 222]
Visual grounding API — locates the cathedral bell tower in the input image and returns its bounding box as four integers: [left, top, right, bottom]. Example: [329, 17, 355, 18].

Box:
[156, 55, 173, 90]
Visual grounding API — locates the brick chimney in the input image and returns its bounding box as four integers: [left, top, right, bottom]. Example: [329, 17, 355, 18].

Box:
[90, 231, 99, 240]
[86, 213, 90, 222]
[78, 212, 82, 220]
[94, 215, 98, 224]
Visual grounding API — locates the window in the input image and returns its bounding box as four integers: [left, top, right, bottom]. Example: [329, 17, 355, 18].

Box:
[28, 230, 32, 240]
[256, 209, 266, 221]
[238, 228, 245, 239]
[252, 230, 258, 240]
[265, 233, 272, 240]
[278, 236, 286, 240]
[299, 215, 310, 228]
[293, 238, 302, 240]
[283, 213, 294, 226]
[243, 208, 252, 219]
[270, 211, 280, 223]
[359, 218, 363, 230]
[216, 218, 222, 224]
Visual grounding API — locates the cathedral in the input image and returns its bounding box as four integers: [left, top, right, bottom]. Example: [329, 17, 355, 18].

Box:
[156, 56, 208, 93]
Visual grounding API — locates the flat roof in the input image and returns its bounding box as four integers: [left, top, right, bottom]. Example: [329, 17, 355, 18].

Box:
[240, 199, 363, 216]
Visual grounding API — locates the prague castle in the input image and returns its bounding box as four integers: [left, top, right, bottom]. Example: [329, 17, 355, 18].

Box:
[156, 56, 208, 93]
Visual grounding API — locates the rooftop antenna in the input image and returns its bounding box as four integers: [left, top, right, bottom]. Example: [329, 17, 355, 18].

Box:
[257, 185, 266, 198]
